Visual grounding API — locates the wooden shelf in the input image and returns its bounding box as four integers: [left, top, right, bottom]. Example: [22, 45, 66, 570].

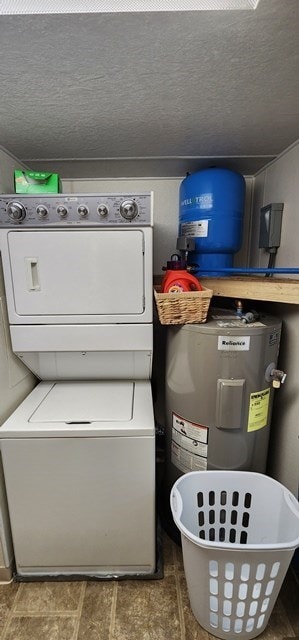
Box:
[200, 277, 299, 305]
[154, 275, 299, 304]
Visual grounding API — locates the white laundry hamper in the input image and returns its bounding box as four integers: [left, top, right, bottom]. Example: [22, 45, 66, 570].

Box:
[170, 470, 299, 640]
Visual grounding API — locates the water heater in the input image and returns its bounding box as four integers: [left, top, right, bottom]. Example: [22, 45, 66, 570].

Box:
[179, 168, 245, 275]
[164, 309, 283, 502]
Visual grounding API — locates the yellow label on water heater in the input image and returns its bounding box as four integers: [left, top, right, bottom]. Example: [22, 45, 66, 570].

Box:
[247, 388, 270, 432]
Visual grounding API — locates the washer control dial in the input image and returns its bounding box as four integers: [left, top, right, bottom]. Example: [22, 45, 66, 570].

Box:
[120, 200, 138, 220]
[7, 201, 26, 223]
[78, 205, 89, 217]
[57, 205, 68, 218]
[98, 204, 108, 217]
[36, 205, 48, 218]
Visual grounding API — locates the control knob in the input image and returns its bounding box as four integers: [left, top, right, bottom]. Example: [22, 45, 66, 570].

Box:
[78, 205, 89, 217]
[57, 205, 68, 218]
[120, 200, 138, 220]
[98, 204, 108, 217]
[7, 201, 26, 223]
[36, 205, 48, 218]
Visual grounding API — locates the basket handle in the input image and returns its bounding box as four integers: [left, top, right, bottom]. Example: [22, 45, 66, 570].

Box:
[170, 487, 183, 521]
[284, 489, 299, 517]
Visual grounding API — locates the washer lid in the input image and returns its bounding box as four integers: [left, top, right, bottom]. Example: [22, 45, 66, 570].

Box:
[0, 381, 154, 437]
[30, 381, 133, 423]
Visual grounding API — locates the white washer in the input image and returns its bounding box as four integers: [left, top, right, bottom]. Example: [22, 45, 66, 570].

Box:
[0, 193, 156, 578]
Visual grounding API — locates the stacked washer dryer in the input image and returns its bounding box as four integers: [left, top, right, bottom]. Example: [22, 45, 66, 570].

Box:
[0, 192, 155, 579]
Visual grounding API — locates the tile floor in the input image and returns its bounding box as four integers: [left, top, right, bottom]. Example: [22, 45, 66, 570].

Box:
[0, 532, 298, 640]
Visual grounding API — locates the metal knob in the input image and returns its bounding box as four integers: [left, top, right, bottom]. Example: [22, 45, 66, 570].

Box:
[98, 205, 108, 217]
[57, 205, 68, 218]
[36, 205, 48, 218]
[120, 200, 138, 220]
[7, 201, 26, 222]
[78, 205, 89, 217]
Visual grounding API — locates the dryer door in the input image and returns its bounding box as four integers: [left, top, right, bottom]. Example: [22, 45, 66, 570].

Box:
[6, 229, 149, 323]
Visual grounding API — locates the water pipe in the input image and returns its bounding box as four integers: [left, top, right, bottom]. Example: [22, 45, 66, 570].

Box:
[194, 267, 299, 275]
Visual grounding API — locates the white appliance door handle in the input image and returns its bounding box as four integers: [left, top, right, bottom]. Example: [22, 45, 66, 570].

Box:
[26, 257, 41, 291]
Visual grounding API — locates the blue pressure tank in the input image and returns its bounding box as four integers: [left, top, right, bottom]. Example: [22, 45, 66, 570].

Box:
[179, 168, 246, 276]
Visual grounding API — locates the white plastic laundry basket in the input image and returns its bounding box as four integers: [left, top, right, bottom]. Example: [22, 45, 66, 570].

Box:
[170, 471, 299, 640]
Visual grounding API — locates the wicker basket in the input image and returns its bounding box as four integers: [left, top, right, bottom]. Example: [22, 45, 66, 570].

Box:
[154, 286, 213, 325]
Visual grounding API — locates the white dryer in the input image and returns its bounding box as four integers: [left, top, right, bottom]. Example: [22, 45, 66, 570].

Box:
[0, 193, 155, 578]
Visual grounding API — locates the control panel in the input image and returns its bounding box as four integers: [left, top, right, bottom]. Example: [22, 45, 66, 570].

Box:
[0, 193, 153, 227]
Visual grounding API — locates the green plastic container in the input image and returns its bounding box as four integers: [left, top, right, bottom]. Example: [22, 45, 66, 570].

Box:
[14, 170, 61, 194]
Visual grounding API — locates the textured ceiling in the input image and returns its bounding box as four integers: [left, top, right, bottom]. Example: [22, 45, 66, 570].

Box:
[0, 0, 298, 177]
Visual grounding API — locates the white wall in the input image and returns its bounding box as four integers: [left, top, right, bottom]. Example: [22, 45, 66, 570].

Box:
[250, 141, 299, 497]
[250, 142, 299, 274]
[0, 146, 28, 193]
[0, 147, 36, 427]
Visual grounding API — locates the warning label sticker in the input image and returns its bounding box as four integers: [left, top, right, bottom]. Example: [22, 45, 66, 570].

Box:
[171, 413, 208, 473]
[181, 220, 209, 238]
[247, 388, 270, 432]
